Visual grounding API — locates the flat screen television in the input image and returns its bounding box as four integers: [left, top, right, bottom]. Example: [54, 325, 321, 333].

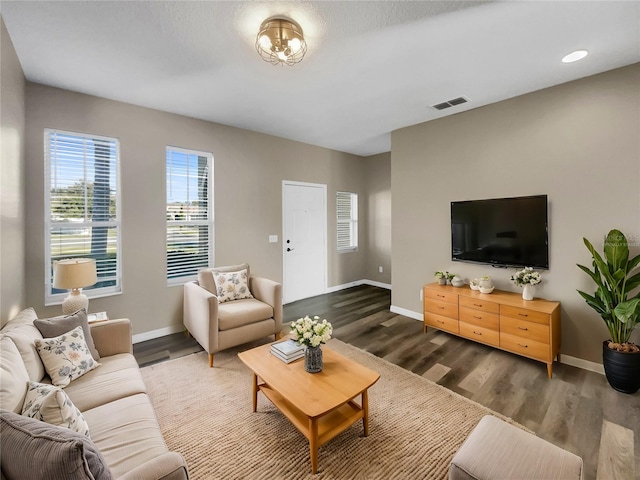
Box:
[451, 194, 549, 269]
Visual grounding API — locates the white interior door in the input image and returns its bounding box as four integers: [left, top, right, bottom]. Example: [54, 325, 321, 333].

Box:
[282, 181, 327, 304]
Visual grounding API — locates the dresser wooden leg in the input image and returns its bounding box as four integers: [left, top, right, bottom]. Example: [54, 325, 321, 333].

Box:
[547, 363, 553, 378]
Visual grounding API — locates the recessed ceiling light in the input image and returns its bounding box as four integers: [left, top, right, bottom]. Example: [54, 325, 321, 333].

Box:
[562, 50, 589, 63]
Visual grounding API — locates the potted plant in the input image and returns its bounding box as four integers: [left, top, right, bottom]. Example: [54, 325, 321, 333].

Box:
[434, 271, 447, 285]
[577, 229, 640, 393]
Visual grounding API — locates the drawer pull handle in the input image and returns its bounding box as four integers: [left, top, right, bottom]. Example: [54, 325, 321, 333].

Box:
[474, 315, 482, 319]
[518, 313, 529, 317]
[437, 320, 445, 325]
[473, 331, 482, 336]
[437, 294, 445, 298]
[517, 343, 529, 348]
[518, 326, 529, 331]
[473, 303, 482, 307]
[438, 306, 445, 310]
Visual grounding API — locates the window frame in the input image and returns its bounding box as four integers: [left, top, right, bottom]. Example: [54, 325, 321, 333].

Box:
[44, 128, 122, 305]
[336, 191, 358, 253]
[165, 146, 214, 286]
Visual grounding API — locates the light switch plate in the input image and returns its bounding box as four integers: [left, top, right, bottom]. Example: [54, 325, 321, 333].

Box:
[269, 235, 278, 243]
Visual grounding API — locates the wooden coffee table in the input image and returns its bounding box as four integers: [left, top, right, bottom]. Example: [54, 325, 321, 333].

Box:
[238, 342, 380, 474]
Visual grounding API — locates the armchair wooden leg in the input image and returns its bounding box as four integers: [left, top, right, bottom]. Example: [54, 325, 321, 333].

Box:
[275, 332, 282, 341]
[208, 353, 214, 368]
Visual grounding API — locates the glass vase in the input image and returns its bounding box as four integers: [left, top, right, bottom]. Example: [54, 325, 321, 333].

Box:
[304, 345, 323, 373]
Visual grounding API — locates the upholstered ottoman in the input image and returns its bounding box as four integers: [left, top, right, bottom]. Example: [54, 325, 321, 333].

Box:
[449, 415, 583, 480]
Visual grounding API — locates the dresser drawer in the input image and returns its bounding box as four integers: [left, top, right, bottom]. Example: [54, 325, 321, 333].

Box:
[500, 332, 550, 362]
[459, 296, 499, 314]
[424, 288, 458, 305]
[500, 316, 550, 344]
[500, 305, 549, 326]
[460, 307, 499, 330]
[424, 312, 459, 335]
[459, 322, 499, 347]
[424, 299, 458, 319]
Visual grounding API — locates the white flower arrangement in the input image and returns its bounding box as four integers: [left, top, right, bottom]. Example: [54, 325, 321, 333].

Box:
[291, 315, 333, 348]
[511, 267, 542, 287]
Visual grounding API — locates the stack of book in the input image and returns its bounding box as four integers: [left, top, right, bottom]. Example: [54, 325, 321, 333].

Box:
[270, 339, 304, 363]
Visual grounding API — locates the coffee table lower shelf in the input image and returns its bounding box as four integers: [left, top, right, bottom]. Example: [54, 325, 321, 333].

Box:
[258, 382, 368, 473]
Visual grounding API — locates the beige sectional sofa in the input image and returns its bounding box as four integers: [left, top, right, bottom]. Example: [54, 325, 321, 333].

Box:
[0, 308, 188, 480]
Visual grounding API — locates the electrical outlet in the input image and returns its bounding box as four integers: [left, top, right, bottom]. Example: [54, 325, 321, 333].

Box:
[378, 266, 383, 273]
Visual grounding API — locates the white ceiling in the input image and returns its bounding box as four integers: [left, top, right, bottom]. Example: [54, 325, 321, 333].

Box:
[2, 1, 639, 156]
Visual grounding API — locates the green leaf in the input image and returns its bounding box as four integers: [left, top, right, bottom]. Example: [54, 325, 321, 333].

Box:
[604, 229, 629, 272]
[614, 298, 640, 327]
[626, 271, 640, 292]
[577, 263, 604, 289]
[577, 290, 607, 316]
[628, 253, 640, 272]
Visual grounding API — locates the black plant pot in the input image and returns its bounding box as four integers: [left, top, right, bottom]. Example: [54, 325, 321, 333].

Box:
[602, 340, 640, 394]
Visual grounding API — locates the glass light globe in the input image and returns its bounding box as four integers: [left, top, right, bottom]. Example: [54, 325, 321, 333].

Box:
[562, 50, 588, 63]
[289, 37, 301, 54]
[259, 35, 272, 50]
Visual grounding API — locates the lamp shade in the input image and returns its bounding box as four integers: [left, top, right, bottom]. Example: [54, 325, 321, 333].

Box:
[53, 258, 97, 289]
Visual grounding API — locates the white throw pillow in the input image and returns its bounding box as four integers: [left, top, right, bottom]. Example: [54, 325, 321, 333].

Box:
[21, 381, 90, 437]
[35, 325, 100, 387]
[213, 269, 253, 303]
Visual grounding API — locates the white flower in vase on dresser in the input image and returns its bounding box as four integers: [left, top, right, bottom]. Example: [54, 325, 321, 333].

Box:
[511, 267, 542, 300]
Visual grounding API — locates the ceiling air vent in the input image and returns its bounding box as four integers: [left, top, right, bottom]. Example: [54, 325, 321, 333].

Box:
[431, 96, 470, 110]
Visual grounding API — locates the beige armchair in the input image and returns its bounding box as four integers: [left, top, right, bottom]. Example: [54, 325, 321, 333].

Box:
[183, 264, 283, 367]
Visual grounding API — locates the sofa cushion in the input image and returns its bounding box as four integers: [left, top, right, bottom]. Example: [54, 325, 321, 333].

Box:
[3, 307, 38, 330]
[0, 335, 30, 413]
[197, 263, 250, 295]
[0, 409, 112, 480]
[22, 382, 90, 436]
[35, 309, 100, 360]
[35, 326, 100, 387]
[213, 269, 253, 303]
[82, 394, 170, 479]
[63, 353, 147, 412]
[2, 323, 45, 381]
[449, 415, 583, 480]
[217, 298, 274, 330]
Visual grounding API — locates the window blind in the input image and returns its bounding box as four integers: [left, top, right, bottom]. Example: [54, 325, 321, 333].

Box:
[166, 147, 214, 283]
[337, 191, 358, 251]
[45, 129, 121, 302]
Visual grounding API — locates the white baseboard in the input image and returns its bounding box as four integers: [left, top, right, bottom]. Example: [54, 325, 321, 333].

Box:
[390, 305, 422, 321]
[132, 325, 184, 344]
[559, 354, 604, 375]
[388, 305, 605, 375]
[325, 279, 391, 293]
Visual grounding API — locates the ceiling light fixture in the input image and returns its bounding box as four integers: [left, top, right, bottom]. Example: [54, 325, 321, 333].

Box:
[562, 50, 589, 63]
[256, 17, 307, 66]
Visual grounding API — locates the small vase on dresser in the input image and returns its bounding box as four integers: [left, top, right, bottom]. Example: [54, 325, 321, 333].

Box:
[522, 284, 534, 301]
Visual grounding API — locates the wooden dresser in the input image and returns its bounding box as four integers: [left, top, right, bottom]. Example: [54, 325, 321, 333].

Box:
[423, 283, 561, 378]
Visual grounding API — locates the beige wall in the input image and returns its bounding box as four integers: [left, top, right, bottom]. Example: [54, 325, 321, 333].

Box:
[391, 63, 640, 363]
[0, 17, 26, 325]
[24, 84, 371, 336]
[365, 152, 392, 284]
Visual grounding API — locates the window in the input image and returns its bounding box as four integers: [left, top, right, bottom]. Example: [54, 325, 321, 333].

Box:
[336, 191, 358, 251]
[166, 147, 214, 284]
[45, 129, 121, 304]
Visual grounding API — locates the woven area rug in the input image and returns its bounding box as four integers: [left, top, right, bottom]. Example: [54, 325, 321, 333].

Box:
[141, 339, 521, 480]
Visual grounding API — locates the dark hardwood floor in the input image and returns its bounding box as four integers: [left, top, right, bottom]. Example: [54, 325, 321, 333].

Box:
[134, 285, 639, 480]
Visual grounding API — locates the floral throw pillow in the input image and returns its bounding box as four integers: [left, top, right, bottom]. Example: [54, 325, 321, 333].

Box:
[22, 381, 90, 437]
[35, 325, 100, 387]
[213, 269, 253, 303]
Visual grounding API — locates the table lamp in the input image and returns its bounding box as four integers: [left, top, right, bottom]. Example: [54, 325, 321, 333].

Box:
[53, 258, 97, 314]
